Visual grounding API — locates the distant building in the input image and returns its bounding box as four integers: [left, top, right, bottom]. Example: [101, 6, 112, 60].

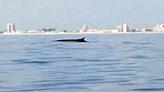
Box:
[6, 23, 16, 33]
[41, 28, 57, 33]
[117, 25, 123, 32]
[116, 23, 129, 32]
[153, 24, 164, 32]
[133, 28, 152, 32]
[140, 28, 152, 32]
[123, 23, 129, 32]
[110, 29, 120, 33]
[99, 29, 111, 33]
[87, 29, 100, 33]
[79, 24, 88, 33]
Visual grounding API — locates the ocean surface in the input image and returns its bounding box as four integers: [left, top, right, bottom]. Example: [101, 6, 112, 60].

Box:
[0, 34, 164, 92]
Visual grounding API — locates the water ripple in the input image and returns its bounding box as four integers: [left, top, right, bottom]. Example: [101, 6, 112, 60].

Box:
[132, 88, 164, 91]
[12, 59, 51, 64]
[127, 55, 152, 59]
[122, 41, 155, 45]
[1, 34, 164, 92]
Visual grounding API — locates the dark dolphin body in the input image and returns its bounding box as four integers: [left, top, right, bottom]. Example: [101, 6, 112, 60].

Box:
[54, 37, 87, 42]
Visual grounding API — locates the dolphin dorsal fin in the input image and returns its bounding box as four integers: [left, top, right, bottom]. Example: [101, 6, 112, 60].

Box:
[82, 37, 85, 40]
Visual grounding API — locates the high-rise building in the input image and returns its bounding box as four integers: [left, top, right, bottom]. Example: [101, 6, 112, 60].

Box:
[123, 23, 129, 32]
[6, 23, 16, 33]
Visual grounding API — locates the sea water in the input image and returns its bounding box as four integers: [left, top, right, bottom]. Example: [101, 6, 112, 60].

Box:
[0, 34, 164, 92]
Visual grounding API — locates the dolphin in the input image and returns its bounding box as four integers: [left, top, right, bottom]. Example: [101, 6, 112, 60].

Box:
[54, 37, 87, 42]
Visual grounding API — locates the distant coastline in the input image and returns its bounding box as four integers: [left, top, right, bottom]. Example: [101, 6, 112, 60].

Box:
[1, 32, 164, 36]
[1, 23, 164, 34]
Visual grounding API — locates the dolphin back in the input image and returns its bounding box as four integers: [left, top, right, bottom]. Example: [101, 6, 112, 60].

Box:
[54, 37, 87, 42]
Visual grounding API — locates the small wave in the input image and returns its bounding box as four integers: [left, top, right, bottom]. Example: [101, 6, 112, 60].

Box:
[151, 78, 164, 83]
[53, 56, 73, 59]
[79, 78, 105, 83]
[53, 86, 88, 90]
[109, 80, 130, 83]
[122, 41, 155, 45]
[127, 55, 152, 59]
[152, 49, 164, 52]
[111, 73, 135, 76]
[119, 83, 136, 86]
[12, 59, 50, 64]
[73, 59, 122, 62]
[132, 88, 164, 91]
[153, 78, 164, 81]
[22, 61, 50, 64]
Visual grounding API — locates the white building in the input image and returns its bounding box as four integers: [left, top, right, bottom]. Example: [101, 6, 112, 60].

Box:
[99, 29, 111, 33]
[79, 24, 88, 33]
[117, 25, 123, 32]
[123, 23, 129, 32]
[115, 23, 129, 32]
[133, 28, 152, 32]
[6, 23, 16, 33]
[110, 29, 120, 33]
[153, 24, 164, 32]
[87, 29, 100, 33]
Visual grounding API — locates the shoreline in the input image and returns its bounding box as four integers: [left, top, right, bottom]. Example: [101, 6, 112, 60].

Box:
[1, 32, 164, 35]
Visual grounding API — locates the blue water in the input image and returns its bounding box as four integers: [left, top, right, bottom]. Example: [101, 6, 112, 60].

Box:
[0, 34, 164, 92]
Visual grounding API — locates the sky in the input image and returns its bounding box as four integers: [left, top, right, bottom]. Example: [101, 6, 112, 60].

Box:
[0, 0, 164, 31]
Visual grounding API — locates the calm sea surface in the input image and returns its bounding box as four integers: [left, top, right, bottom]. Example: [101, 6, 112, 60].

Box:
[0, 34, 164, 92]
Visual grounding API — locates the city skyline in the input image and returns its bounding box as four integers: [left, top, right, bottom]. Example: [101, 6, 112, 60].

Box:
[1, 22, 164, 34]
[0, 0, 164, 30]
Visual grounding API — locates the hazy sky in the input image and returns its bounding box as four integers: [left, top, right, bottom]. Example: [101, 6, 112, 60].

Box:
[0, 0, 164, 30]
